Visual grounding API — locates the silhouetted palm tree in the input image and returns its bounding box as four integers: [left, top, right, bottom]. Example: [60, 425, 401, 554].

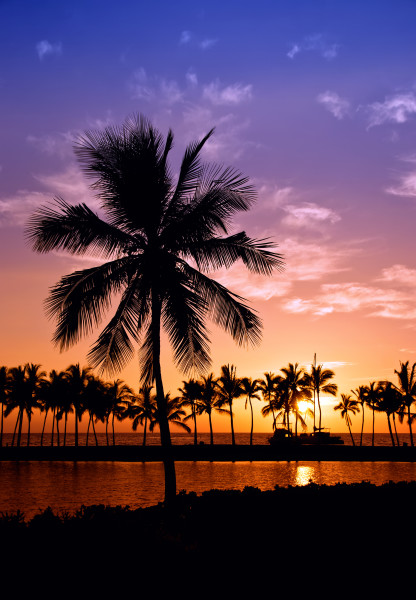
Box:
[240, 377, 261, 445]
[6, 364, 45, 446]
[334, 393, 359, 445]
[27, 115, 282, 502]
[280, 363, 311, 436]
[0, 366, 10, 446]
[179, 378, 203, 445]
[352, 385, 367, 446]
[364, 382, 379, 447]
[259, 372, 279, 430]
[62, 364, 91, 446]
[150, 394, 191, 434]
[195, 373, 227, 445]
[375, 381, 402, 446]
[106, 379, 133, 445]
[394, 361, 416, 447]
[306, 364, 337, 432]
[42, 369, 66, 446]
[129, 385, 155, 446]
[217, 364, 243, 445]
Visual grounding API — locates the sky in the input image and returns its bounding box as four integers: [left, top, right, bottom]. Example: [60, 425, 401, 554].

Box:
[1, 0, 416, 435]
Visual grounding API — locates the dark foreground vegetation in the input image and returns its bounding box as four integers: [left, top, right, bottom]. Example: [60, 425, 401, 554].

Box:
[1, 481, 414, 593]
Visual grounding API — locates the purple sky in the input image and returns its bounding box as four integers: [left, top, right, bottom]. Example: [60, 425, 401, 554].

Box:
[2, 0, 416, 432]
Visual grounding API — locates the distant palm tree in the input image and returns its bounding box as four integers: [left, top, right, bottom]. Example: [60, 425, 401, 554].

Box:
[27, 114, 282, 502]
[240, 377, 261, 445]
[106, 379, 133, 445]
[280, 363, 311, 436]
[0, 366, 11, 446]
[364, 382, 379, 447]
[376, 381, 402, 446]
[259, 372, 279, 430]
[334, 393, 359, 445]
[150, 394, 191, 434]
[394, 361, 416, 447]
[129, 385, 155, 446]
[42, 369, 67, 446]
[352, 386, 367, 446]
[63, 364, 91, 447]
[179, 378, 203, 445]
[195, 373, 227, 445]
[306, 364, 337, 432]
[217, 364, 243, 445]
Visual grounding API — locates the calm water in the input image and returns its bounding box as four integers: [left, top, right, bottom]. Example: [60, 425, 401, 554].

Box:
[1, 433, 416, 518]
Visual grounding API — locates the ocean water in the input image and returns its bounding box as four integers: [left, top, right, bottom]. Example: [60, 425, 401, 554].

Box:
[1, 433, 416, 518]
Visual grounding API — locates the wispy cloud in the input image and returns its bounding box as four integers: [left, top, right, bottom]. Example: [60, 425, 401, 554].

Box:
[199, 38, 218, 50]
[366, 93, 416, 127]
[282, 202, 340, 228]
[179, 30, 217, 50]
[287, 34, 339, 60]
[129, 68, 184, 105]
[26, 132, 74, 159]
[36, 40, 62, 60]
[203, 80, 252, 106]
[317, 91, 350, 119]
[378, 264, 416, 286]
[179, 30, 192, 45]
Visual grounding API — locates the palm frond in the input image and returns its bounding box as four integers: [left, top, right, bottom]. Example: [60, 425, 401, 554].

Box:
[26, 199, 140, 257]
[180, 261, 262, 347]
[46, 257, 135, 349]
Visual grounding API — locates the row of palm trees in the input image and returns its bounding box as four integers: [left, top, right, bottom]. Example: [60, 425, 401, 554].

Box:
[334, 361, 416, 447]
[1, 360, 416, 448]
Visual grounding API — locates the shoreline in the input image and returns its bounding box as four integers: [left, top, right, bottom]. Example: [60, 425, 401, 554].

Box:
[1, 443, 416, 461]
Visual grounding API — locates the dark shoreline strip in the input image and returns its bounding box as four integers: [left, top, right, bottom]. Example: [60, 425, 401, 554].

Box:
[1, 444, 416, 461]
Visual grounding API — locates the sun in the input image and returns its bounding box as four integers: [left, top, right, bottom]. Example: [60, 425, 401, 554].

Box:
[297, 400, 310, 413]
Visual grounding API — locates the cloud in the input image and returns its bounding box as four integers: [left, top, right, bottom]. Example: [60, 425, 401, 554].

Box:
[186, 70, 198, 86]
[200, 38, 218, 50]
[317, 91, 350, 119]
[36, 40, 62, 60]
[179, 31, 192, 45]
[386, 170, 416, 198]
[281, 238, 354, 282]
[378, 264, 416, 286]
[203, 80, 253, 106]
[26, 132, 74, 159]
[129, 68, 184, 105]
[283, 281, 416, 321]
[366, 93, 416, 127]
[213, 263, 292, 301]
[287, 34, 339, 60]
[281, 202, 340, 228]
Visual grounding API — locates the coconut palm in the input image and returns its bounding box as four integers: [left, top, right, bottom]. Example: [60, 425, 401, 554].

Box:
[128, 384, 155, 446]
[217, 364, 243, 445]
[150, 394, 191, 434]
[240, 377, 261, 445]
[42, 369, 67, 446]
[0, 366, 11, 446]
[106, 379, 133, 445]
[63, 364, 91, 447]
[363, 381, 379, 447]
[259, 372, 279, 430]
[195, 373, 227, 445]
[280, 363, 311, 436]
[334, 393, 360, 445]
[352, 385, 367, 447]
[306, 364, 337, 432]
[375, 381, 402, 446]
[179, 378, 203, 445]
[394, 361, 416, 447]
[26, 115, 282, 502]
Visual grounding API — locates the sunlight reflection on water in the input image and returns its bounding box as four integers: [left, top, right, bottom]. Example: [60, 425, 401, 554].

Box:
[2, 460, 416, 518]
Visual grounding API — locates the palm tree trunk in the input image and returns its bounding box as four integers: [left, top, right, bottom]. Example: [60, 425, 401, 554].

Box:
[105, 417, 109, 446]
[372, 404, 375, 447]
[64, 413, 68, 446]
[393, 412, 400, 446]
[317, 389, 322, 431]
[208, 412, 214, 445]
[387, 414, 395, 446]
[0, 401, 4, 447]
[41, 409, 48, 447]
[86, 413, 91, 446]
[56, 417, 60, 447]
[347, 419, 355, 446]
[143, 417, 147, 446]
[112, 413, 115, 446]
[12, 410, 19, 446]
[51, 407, 55, 447]
[249, 399, 254, 446]
[27, 413, 31, 446]
[360, 404, 364, 447]
[229, 399, 235, 445]
[75, 406, 79, 447]
[407, 404, 414, 446]
[152, 291, 176, 503]
[193, 406, 197, 445]
[92, 419, 98, 446]
[17, 409, 23, 447]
